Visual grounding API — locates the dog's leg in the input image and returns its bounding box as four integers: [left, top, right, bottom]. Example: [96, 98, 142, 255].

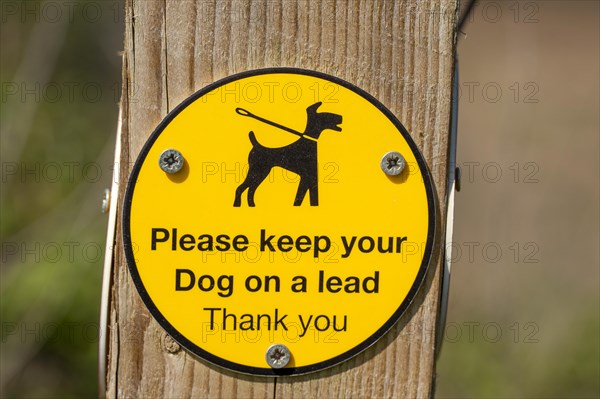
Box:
[246, 168, 271, 207]
[233, 181, 248, 207]
[309, 182, 319, 206]
[247, 186, 258, 207]
[293, 178, 310, 206]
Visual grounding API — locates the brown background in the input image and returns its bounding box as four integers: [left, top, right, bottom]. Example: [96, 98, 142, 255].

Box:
[438, 1, 599, 397]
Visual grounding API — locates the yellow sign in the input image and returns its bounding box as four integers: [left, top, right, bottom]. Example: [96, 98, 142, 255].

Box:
[124, 68, 435, 376]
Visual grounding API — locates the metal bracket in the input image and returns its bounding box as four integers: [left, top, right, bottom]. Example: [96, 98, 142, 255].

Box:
[98, 106, 122, 397]
[436, 60, 459, 356]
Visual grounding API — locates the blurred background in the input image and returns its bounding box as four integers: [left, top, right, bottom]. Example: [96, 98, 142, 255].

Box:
[1, 1, 598, 398]
[437, 1, 599, 398]
[1, 0, 122, 396]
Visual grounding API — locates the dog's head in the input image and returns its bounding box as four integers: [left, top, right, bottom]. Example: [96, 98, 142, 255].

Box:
[305, 102, 342, 135]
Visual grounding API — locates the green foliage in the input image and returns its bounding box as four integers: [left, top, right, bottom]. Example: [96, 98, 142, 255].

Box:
[1, 1, 123, 397]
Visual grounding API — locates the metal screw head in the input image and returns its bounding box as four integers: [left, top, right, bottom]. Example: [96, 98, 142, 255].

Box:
[380, 151, 406, 176]
[101, 189, 110, 213]
[159, 149, 184, 174]
[266, 344, 290, 369]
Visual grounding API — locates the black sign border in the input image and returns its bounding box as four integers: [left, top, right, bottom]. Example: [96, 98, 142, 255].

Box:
[123, 67, 437, 377]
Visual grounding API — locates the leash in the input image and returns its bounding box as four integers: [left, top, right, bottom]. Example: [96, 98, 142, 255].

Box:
[236, 107, 315, 140]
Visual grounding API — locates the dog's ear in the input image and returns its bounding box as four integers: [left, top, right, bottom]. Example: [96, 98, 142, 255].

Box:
[306, 102, 323, 113]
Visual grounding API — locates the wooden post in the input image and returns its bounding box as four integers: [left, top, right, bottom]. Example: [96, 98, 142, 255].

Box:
[105, 1, 458, 397]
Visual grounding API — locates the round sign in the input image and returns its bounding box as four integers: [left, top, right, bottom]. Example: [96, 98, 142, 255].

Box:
[123, 68, 436, 376]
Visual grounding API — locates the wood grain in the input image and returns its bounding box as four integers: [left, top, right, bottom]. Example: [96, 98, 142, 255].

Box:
[105, 1, 458, 397]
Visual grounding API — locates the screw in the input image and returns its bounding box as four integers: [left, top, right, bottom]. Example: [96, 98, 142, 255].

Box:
[381, 151, 405, 176]
[101, 189, 110, 213]
[159, 149, 184, 174]
[265, 344, 290, 369]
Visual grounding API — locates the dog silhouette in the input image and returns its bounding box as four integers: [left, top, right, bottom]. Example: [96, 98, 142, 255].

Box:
[234, 102, 342, 207]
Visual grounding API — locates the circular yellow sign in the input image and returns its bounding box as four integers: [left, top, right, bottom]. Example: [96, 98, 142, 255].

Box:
[124, 68, 435, 376]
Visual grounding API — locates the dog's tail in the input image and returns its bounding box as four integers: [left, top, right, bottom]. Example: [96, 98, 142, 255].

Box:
[248, 131, 259, 147]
